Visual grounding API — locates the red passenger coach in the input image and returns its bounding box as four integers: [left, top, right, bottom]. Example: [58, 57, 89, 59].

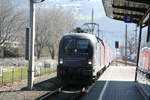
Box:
[104, 44, 111, 67]
[139, 47, 150, 70]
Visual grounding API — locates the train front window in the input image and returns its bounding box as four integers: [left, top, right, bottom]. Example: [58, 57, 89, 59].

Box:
[64, 39, 75, 53]
[77, 39, 89, 53]
[63, 38, 89, 53]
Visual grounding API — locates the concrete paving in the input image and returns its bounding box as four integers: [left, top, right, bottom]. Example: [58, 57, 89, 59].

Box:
[82, 66, 144, 100]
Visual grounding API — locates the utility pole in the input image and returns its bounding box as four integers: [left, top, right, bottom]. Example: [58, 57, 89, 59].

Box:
[116, 48, 117, 66]
[28, 0, 35, 90]
[125, 24, 128, 66]
[115, 41, 119, 66]
[97, 24, 100, 38]
[135, 24, 142, 82]
[91, 8, 94, 34]
[28, 0, 45, 90]
[101, 32, 103, 40]
[135, 25, 138, 59]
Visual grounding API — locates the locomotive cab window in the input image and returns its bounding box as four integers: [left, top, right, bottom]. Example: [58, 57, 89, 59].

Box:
[77, 39, 89, 53]
[77, 39, 88, 49]
[63, 38, 89, 53]
[63, 39, 76, 53]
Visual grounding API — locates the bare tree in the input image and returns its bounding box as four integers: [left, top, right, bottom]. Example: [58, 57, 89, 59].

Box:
[125, 32, 138, 61]
[127, 33, 136, 55]
[0, 0, 25, 46]
[35, 7, 76, 59]
[47, 8, 76, 59]
[35, 9, 50, 59]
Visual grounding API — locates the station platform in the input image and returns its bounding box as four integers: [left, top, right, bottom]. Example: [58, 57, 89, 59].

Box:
[82, 66, 144, 100]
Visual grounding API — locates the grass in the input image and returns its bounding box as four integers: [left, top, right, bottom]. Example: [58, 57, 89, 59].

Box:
[0, 67, 28, 85]
[34, 67, 56, 76]
[0, 66, 56, 86]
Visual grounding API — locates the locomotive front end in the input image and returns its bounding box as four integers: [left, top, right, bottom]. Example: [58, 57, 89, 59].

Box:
[57, 34, 94, 86]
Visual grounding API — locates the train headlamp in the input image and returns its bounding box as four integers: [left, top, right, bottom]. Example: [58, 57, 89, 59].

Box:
[59, 58, 63, 64]
[88, 59, 92, 65]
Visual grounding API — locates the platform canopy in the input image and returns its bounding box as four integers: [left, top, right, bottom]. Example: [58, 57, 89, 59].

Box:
[102, 0, 150, 25]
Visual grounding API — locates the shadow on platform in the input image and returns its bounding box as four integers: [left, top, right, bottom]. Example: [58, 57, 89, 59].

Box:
[83, 81, 144, 100]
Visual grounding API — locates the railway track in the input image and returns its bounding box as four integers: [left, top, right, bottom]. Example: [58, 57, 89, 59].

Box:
[37, 87, 85, 100]
[36, 75, 101, 100]
[37, 64, 109, 100]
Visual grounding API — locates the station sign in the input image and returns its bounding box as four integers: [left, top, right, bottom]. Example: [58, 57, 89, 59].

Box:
[124, 14, 133, 23]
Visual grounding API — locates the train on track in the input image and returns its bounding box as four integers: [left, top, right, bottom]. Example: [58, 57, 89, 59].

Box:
[57, 33, 111, 86]
[139, 27, 150, 73]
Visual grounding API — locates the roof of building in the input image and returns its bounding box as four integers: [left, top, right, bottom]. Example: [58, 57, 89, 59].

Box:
[102, 0, 150, 25]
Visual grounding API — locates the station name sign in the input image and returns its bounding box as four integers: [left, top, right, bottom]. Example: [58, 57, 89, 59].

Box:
[124, 14, 133, 23]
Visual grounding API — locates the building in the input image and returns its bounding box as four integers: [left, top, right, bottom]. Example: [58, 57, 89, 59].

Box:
[0, 41, 20, 57]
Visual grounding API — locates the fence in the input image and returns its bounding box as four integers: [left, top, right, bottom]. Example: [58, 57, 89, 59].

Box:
[0, 62, 57, 86]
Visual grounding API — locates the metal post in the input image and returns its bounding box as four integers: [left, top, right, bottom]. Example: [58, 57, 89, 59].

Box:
[21, 67, 23, 80]
[45, 66, 46, 74]
[40, 66, 41, 76]
[135, 25, 138, 58]
[2, 69, 3, 86]
[125, 24, 127, 66]
[25, 28, 30, 60]
[116, 48, 117, 66]
[28, 0, 35, 90]
[97, 24, 100, 38]
[135, 24, 142, 82]
[101, 32, 103, 40]
[12, 68, 14, 84]
[91, 8, 94, 34]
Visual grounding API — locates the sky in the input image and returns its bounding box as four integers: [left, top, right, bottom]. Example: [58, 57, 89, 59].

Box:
[14, 0, 137, 49]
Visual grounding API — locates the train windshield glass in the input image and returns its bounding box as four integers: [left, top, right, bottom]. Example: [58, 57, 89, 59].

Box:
[76, 39, 89, 53]
[64, 39, 76, 53]
[77, 39, 88, 49]
[63, 38, 89, 53]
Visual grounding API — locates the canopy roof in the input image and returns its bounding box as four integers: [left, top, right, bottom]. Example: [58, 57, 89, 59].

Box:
[102, 0, 150, 24]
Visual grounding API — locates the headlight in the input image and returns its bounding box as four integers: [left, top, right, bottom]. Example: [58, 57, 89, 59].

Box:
[88, 59, 92, 65]
[59, 58, 63, 64]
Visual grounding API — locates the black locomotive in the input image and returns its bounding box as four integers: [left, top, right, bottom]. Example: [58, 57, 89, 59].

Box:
[57, 33, 111, 86]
